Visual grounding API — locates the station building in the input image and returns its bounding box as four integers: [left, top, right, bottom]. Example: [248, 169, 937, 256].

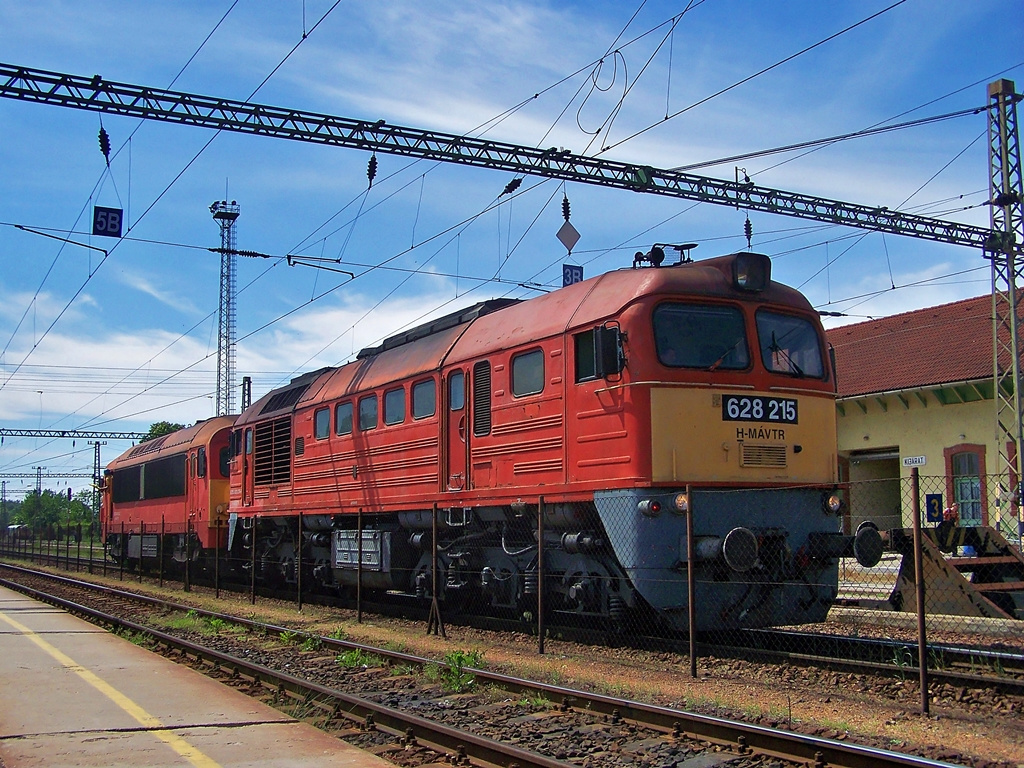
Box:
[826, 293, 1022, 541]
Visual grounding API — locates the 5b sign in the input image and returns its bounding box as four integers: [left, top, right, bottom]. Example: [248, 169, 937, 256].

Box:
[92, 206, 123, 238]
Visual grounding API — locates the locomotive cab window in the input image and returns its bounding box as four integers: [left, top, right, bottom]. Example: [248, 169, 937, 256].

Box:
[653, 303, 749, 370]
[314, 407, 330, 439]
[574, 329, 597, 382]
[384, 387, 406, 425]
[413, 378, 436, 419]
[449, 371, 465, 411]
[358, 395, 378, 431]
[219, 447, 230, 478]
[336, 402, 353, 435]
[755, 310, 825, 378]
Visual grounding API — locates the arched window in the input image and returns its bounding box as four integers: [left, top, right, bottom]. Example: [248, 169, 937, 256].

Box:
[944, 444, 986, 525]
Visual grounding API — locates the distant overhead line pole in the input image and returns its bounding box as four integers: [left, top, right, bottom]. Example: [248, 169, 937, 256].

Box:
[0, 428, 146, 440]
[0, 62, 997, 250]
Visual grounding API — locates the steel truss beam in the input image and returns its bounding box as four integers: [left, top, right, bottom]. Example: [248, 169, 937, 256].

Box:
[0, 428, 146, 440]
[0, 62, 999, 250]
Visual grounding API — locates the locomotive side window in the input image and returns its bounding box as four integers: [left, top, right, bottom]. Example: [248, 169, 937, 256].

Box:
[653, 303, 749, 370]
[219, 447, 230, 478]
[449, 371, 465, 411]
[574, 329, 597, 382]
[755, 310, 825, 378]
[314, 407, 330, 439]
[245, 428, 252, 455]
[335, 402, 353, 435]
[413, 378, 436, 419]
[197, 447, 207, 478]
[473, 361, 492, 436]
[358, 395, 378, 431]
[384, 387, 406, 425]
[511, 349, 544, 396]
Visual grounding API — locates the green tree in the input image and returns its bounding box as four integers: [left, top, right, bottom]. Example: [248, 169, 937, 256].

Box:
[143, 421, 185, 441]
[14, 489, 91, 538]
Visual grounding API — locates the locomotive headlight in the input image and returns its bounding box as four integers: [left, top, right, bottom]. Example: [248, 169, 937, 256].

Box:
[823, 492, 844, 515]
[638, 499, 662, 517]
[732, 252, 771, 292]
[671, 492, 689, 514]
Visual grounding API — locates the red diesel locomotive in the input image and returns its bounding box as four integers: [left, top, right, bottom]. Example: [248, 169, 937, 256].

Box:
[104, 250, 881, 631]
[103, 416, 235, 565]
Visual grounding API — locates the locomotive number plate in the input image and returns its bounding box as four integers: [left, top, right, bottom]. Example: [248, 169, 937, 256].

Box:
[722, 395, 798, 424]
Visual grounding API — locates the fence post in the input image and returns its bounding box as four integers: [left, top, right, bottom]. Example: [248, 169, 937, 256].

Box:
[184, 519, 191, 593]
[538, 495, 545, 655]
[427, 503, 446, 637]
[159, 517, 165, 587]
[297, 511, 303, 612]
[214, 517, 220, 599]
[139, 520, 145, 583]
[357, 509, 363, 623]
[250, 515, 257, 605]
[911, 467, 930, 715]
[686, 484, 697, 678]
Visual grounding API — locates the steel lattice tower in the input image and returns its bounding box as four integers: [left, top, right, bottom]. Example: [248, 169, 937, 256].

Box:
[988, 79, 1024, 536]
[210, 200, 240, 416]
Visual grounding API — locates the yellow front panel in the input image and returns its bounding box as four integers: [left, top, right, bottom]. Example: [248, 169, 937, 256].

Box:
[651, 388, 837, 484]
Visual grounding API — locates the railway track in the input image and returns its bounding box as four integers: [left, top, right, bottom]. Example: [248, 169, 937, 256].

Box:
[0, 562, 989, 768]
[2, 553, 1023, 696]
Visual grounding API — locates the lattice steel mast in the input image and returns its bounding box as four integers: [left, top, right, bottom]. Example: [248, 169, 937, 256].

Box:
[210, 200, 239, 416]
[988, 80, 1024, 534]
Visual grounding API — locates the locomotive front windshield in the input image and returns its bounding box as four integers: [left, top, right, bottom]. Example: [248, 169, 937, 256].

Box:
[654, 303, 749, 369]
[755, 310, 825, 378]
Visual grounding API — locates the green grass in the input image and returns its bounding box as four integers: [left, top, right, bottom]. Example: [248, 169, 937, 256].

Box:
[337, 648, 384, 668]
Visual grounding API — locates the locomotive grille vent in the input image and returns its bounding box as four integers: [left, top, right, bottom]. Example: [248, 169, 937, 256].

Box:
[254, 416, 292, 485]
[739, 443, 787, 468]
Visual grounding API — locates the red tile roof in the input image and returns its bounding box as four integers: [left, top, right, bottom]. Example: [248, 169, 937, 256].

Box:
[825, 294, 993, 398]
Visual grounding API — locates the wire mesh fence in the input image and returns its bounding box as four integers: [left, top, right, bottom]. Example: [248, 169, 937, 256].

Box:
[2, 473, 1022, 711]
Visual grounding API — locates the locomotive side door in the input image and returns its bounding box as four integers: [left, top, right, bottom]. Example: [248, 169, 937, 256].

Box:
[242, 427, 253, 506]
[445, 369, 468, 491]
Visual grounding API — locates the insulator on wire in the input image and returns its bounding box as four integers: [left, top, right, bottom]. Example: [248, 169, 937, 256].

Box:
[502, 177, 522, 196]
[98, 126, 111, 165]
[367, 154, 378, 187]
[562, 194, 571, 222]
[744, 215, 753, 249]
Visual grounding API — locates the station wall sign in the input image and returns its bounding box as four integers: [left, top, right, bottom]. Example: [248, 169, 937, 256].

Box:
[902, 455, 927, 467]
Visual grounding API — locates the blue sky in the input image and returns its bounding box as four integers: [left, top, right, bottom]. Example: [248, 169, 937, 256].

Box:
[0, 0, 1021, 491]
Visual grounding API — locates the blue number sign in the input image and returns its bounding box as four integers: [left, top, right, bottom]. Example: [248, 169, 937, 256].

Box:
[925, 493, 943, 524]
[92, 206, 123, 238]
[562, 264, 583, 287]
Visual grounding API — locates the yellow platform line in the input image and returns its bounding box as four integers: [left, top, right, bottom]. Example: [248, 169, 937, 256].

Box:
[0, 610, 222, 768]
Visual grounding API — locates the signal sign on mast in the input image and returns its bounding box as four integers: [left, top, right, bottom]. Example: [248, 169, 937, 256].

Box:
[92, 205, 123, 237]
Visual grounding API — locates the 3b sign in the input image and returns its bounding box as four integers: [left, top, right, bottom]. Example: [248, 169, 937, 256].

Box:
[562, 264, 583, 287]
[92, 206, 123, 238]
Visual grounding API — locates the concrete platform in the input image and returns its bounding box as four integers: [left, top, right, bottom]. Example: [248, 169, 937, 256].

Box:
[0, 585, 390, 767]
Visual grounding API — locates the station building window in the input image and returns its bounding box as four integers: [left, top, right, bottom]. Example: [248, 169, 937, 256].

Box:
[944, 443, 986, 525]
